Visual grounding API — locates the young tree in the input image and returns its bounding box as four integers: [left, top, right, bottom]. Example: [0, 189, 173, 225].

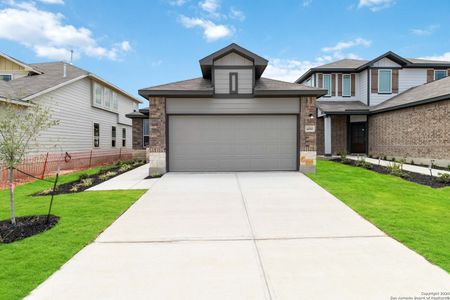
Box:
[0, 100, 59, 226]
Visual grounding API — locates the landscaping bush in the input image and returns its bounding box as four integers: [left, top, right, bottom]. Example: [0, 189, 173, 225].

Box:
[387, 162, 409, 179]
[437, 173, 450, 184]
[356, 157, 373, 170]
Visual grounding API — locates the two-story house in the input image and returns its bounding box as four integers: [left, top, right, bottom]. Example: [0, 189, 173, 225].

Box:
[296, 51, 450, 167]
[0, 52, 141, 154]
[133, 43, 326, 174]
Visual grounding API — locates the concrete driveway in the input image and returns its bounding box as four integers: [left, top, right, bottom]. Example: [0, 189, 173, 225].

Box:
[27, 172, 450, 299]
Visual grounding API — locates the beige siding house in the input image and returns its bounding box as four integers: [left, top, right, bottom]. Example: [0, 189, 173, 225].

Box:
[0, 53, 140, 155]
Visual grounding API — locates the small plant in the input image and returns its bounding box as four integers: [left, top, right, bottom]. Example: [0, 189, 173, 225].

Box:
[99, 171, 117, 181]
[356, 157, 372, 169]
[40, 188, 54, 196]
[387, 162, 409, 179]
[69, 185, 80, 193]
[410, 160, 415, 166]
[79, 174, 90, 180]
[119, 164, 132, 172]
[437, 173, 450, 184]
[448, 164, 450, 171]
[150, 172, 161, 178]
[80, 178, 94, 187]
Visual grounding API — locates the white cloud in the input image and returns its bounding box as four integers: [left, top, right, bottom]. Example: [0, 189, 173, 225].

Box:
[265, 54, 345, 82]
[264, 38, 371, 82]
[169, 0, 187, 6]
[0, 2, 130, 61]
[179, 15, 233, 42]
[302, 0, 312, 7]
[358, 0, 395, 11]
[229, 7, 245, 21]
[37, 0, 64, 4]
[199, 0, 220, 14]
[420, 52, 450, 62]
[411, 24, 439, 36]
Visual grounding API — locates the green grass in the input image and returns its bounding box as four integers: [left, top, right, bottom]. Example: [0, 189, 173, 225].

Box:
[307, 160, 450, 273]
[0, 167, 146, 300]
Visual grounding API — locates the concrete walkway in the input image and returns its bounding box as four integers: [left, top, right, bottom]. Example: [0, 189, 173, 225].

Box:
[27, 172, 450, 300]
[87, 163, 158, 191]
[348, 155, 450, 177]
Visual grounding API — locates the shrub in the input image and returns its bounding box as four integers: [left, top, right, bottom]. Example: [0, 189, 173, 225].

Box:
[40, 188, 54, 196]
[69, 185, 80, 193]
[387, 162, 409, 179]
[79, 174, 89, 180]
[119, 164, 132, 172]
[437, 173, 450, 184]
[356, 158, 373, 169]
[99, 171, 117, 181]
[80, 178, 94, 187]
[448, 164, 450, 171]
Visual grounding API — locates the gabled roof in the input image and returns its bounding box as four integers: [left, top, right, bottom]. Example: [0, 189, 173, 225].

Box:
[0, 52, 42, 74]
[371, 76, 450, 113]
[199, 43, 268, 79]
[0, 61, 140, 103]
[296, 51, 450, 83]
[139, 76, 327, 98]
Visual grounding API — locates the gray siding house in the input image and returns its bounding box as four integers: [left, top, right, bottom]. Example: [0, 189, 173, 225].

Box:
[133, 43, 326, 174]
[296, 52, 450, 167]
[0, 53, 141, 154]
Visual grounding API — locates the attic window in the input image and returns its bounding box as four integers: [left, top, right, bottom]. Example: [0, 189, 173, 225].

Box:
[230, 72, 238, 94]
[0, 74, 12, 81]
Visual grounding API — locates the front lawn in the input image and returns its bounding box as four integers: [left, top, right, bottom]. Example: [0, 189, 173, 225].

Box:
[307, 160, 450, 273]
[0, 167, 146, 300]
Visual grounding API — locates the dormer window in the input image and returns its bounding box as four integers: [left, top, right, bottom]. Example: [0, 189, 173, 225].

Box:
[230, 72, 238, 94]
[0, 74, 12, 81]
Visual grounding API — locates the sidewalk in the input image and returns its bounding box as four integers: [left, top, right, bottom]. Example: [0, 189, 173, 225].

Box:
[347, 156, 450, 177]
[87, 163, 159, 191]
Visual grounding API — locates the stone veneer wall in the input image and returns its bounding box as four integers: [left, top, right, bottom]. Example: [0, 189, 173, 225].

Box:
[148, 96, 166, 174]
[299, 96, 317, 173]
[316, 117, 324, 155]
[369, 99, 450, 167]
[132, 118, 144, 150]
[331, 115, 347, 155]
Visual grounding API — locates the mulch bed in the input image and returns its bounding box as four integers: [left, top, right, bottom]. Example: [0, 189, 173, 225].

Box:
[331, 158, 450, 188]
[0, 215, 59, 243]
[33, 160, 145, 196]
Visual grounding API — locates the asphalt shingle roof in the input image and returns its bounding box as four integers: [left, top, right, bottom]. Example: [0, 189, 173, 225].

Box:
[317, 101, 369, 114]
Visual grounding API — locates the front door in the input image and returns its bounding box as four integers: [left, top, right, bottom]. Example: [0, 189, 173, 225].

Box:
[350, 122, 367, 154]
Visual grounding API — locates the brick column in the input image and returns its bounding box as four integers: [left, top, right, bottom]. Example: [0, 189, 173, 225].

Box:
[148, 96, 166, 175]
[299, 96, 317, 173]
[132, 118, 143, 149]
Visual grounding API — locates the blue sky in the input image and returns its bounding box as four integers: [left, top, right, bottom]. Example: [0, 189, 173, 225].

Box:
[1, 0, 449, 105]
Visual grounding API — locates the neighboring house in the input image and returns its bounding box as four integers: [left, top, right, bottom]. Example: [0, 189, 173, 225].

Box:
[134, 43, 326, 174]
[296, 51, 450, 167]
[0, 52, 141, 154]
[126, 107, 149, 150]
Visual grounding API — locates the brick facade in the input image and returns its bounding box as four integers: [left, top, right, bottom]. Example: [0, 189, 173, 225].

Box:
[132, 118, 144, 149]
[316, 117, 324, 155]
[369, 99, 450, 166]
[331, 115, 347, 155]
[148, 96, 166, 174]
[299, 96, 317, 173]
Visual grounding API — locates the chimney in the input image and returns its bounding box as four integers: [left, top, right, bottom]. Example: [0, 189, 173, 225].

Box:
[63, 63, 67, 78]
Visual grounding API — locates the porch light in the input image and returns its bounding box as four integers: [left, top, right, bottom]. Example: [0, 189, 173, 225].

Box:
[308, 114, 314, 119]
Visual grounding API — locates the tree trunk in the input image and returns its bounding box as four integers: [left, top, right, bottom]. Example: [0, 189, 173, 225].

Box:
[8, 168, 16, 226]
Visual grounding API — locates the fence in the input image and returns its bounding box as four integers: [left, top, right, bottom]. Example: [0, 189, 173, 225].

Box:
[0, 148, 133, 189]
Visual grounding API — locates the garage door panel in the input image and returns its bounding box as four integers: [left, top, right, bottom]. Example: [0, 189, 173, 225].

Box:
[169, 115, 297, 172]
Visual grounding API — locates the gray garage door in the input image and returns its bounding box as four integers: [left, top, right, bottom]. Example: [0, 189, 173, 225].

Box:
[168, 115, 297, 171]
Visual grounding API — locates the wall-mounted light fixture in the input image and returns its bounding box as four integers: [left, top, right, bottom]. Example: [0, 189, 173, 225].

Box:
[308, 114, 314, 119]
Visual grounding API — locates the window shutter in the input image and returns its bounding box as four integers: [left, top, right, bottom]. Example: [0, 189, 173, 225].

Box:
[392, 69, 399, 93]
[371, 69, 378, 93]
[332, 74, 336, 96]
[318, 73, 323, 88]
[338, 74, 342, 96]
[427, 69, 434, 83]
[351, 74, 356, 96]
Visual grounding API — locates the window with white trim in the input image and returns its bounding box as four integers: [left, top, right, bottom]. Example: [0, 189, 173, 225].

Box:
[122, 128, 126, 147]
[0, 74, 12, 81]
[323, 74, 332, 96]
[143, 119, 149, 148]
[94, 123, 100, 148]
[112, 126, 116, 148]
[342, 74, 351, 97]
[378, 69, 392, 93]
[434, 70, 448, 80]
[93, 82, 118, 112]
